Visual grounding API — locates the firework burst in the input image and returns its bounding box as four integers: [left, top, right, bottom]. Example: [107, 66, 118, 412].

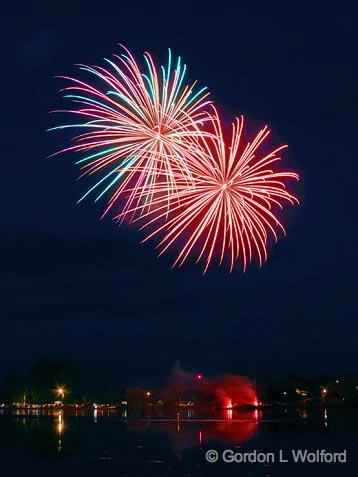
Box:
[120, 108, 299, 273]
[49, 46, 211, 216]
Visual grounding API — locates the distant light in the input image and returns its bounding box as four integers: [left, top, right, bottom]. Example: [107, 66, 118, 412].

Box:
[56, 386, 66, 399]
[336, 379, 339, 383]
[146, 391, 151, 397]
[283, 391, 287, 395]
[197, 374, 202, 380]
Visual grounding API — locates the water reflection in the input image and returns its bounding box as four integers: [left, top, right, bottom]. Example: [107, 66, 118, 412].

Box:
[0, 406, 356, 461]
[126, 411, 259, 457]
[57, 411, 64, 452]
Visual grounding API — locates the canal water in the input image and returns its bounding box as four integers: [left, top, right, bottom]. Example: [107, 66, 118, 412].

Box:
[0, 408, 357, 476]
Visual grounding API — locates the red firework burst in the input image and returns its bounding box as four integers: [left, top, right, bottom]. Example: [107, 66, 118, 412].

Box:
[119, 108, 299, 272]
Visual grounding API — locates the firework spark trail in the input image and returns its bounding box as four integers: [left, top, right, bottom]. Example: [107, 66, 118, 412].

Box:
[118, 107, 299, 273]
[49, 46, 212, 215]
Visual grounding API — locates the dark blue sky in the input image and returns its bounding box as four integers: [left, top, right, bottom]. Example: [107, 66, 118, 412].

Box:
[1, 6, 357, 384]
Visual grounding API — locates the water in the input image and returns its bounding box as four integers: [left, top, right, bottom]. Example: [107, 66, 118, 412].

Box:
[0, 408, 357, 476]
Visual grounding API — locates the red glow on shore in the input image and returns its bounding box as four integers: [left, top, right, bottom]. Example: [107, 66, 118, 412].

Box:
[210, 375, 257, 409]
[165, 364, 257, 409]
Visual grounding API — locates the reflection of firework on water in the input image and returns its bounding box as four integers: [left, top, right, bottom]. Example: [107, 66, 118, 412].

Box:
[121, 108, 299, 272]
[49, 46, 211, 216]
[128, 420, 258, 457]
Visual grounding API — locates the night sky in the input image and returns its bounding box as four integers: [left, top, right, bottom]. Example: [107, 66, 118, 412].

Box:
[1, 6, 357, 385]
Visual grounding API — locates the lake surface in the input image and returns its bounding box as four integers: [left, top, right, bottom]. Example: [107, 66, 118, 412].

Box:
[0, 408, 357, 476]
